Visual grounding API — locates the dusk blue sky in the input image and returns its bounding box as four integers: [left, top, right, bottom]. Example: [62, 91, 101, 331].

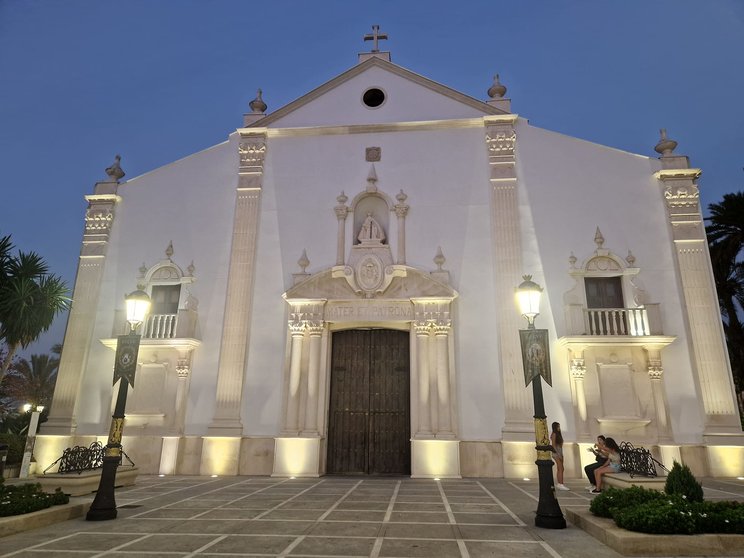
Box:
[1, 1, 743, 356]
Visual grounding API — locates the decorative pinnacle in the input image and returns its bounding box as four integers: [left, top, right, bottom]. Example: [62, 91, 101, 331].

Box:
[396, 189, 408, 203]
[568, 252, 577, 268]
[249, 89, 267, 113]
[654, 128, 677, 157]
[298, 249, 310, 273]
[626, 250, 636, 266]
[187, 260, 195, 276]
[336, 191, 348, 205]
[434, 246, 446, 271]
[105, 154, 125, 182]
[487, 74, 507, 99]
[138, 262, 147, 277]
[165, 240, 174, 260]
[594, 227, 605, 249]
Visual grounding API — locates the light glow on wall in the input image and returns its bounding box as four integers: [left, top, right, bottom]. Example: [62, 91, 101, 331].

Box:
[706, 446, 744, 477]
[411, 440, 460, 478]
[273, 438, 320, 477]
[201, 437, 241, 476]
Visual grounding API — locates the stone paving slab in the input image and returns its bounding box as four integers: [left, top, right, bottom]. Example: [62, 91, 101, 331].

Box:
[0, 476, 741, 557]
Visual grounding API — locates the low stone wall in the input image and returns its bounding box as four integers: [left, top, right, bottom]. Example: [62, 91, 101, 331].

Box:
[35, 466, 138, 497]
[567, 507, 744, 556]
[604, 472, 666, 491]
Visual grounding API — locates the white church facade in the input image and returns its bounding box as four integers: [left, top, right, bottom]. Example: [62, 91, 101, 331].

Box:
[38, 41, 744, 479]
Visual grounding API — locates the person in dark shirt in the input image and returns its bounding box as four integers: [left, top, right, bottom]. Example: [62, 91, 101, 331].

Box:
[584, 435, 608, 491]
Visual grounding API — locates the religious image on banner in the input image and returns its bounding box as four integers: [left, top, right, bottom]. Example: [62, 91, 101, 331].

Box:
[519, 328, 552, 387]
[113, 334, 140, 387]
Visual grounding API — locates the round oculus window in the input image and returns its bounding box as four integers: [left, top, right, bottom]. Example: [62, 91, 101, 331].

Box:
[362, 87, 385, 108]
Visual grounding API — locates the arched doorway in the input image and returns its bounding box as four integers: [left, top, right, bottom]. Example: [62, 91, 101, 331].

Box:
[326, 329, 411, 474]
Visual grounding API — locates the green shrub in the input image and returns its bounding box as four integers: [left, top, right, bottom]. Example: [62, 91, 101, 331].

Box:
[0, 433, 25, 465]
[614, 498, 744, 535]
[664, 461, 704, 503]
[589, 486, 666, 518]
[0, 483, 70, 517]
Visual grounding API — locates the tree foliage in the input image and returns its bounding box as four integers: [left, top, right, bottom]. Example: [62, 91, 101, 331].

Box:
[706, 192, 744, 421]
[0, 235, 69, 385]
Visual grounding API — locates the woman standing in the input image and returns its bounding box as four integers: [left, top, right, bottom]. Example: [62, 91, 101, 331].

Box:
[591, 437, 622, 494]
[551, 422, 570, 491]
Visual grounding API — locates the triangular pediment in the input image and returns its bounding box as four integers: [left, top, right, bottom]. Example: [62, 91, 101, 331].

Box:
[251, 57, 504, 129]
[284, 265, 457, 302]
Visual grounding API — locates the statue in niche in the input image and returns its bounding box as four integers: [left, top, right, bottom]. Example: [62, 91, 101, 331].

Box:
[358, 212, 385, 245]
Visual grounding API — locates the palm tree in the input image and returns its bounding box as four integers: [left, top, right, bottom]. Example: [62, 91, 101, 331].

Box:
[2, 352, 60, 410]
[0, 235, 70, 385]
[706, 192, 744, 417]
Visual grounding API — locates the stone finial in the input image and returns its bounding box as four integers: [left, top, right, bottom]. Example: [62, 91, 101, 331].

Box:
[298, 249, 310, 273]
[105, 154, 125, 182]
[165, 240, 174, 260]
[138, 262, 147, 277]
[626, 250, 636, 266]
[433, 246, 446, 271]
[187, 260, 195, 276]
[249, 89, 267, 114]
[594, 227, 605, 249]
[396, 189, 408, 204]
[366, 164, 378, 192]
[654, 128, 678, 157]
[336, 191, 348, 205]
[487, 74, 507, 99]
[363, 24, 388, 53]
[568, 252, 577, 269]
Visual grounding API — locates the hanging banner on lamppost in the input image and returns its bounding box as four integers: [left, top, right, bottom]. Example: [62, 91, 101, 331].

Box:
[113, 334, 140, 387]
[519, 328, 552, 387]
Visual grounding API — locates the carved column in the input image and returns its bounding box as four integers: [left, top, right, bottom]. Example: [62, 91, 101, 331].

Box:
[284, 322, 305, 434]
[415, 322, 432, 436]
[173, 353, 192, 435]
[208, 131, 267, 435]
[303, 325, 324, 435]
[654, 136, 742, 438]
[484, 115, 533, 438]
[434, 320, 453, 436]
[334, 192, 349, 266]
[644, 346, 671, 441]
[569, 351, 588, 439]
[394, 190, 409, 265]
[45, 175, 121, 434]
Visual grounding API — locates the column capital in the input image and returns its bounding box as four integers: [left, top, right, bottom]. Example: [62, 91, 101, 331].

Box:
[570, 358, 586, 380]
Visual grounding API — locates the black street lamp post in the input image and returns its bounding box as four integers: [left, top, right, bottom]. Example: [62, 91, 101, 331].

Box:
[86, 290, 150, 521]
[516, 275, 566, 529]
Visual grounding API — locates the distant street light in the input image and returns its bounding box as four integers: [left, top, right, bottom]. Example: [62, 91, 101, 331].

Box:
[19, 404, 44, 478]
[516, 275, 566, 529]
[86, 290, 150, 521]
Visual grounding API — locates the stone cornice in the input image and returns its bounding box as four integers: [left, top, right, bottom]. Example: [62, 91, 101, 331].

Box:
[653, 169, 702, 180]
[100, 338, 202, 351]
[557, 335, 676, 349]
[84, 194, 121, 203]
[263, 117, 494, 139]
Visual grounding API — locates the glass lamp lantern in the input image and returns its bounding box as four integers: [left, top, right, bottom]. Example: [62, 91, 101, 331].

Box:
[516, 275, 542, 327]
[125, 290, 151, 331]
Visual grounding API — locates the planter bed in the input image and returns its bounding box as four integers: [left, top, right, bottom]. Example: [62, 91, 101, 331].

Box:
[567, 507, 744, 556]
[0, 498, 90, 538]
[35, 466, 138, 496]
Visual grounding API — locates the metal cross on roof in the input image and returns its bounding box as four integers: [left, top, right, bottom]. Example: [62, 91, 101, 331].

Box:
[363, 25, 388, 53]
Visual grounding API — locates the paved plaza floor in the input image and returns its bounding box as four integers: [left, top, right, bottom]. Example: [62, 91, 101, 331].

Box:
[1, 475, 743, 558]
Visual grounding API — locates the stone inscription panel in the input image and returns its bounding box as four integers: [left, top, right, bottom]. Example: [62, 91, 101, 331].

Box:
[326, 301, 413, 322]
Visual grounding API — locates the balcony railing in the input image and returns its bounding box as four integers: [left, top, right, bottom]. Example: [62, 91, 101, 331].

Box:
[585, 308, 648, 336]
[113, 308, 198, 340]
[565, 303, 663, 336]
[144, 314, 178, 339]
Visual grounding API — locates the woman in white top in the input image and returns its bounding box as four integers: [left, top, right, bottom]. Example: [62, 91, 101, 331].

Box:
[591, 437, 622, 494]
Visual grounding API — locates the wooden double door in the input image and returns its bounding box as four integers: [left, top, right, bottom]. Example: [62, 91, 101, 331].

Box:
[327, 329, 411, 475]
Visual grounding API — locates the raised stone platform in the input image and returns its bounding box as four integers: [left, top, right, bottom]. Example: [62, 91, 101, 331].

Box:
[35, 466, 138, 496]
[604, 472, 666, 491]
[0, 499, 90, 538]
[567, 507, 744, 556]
